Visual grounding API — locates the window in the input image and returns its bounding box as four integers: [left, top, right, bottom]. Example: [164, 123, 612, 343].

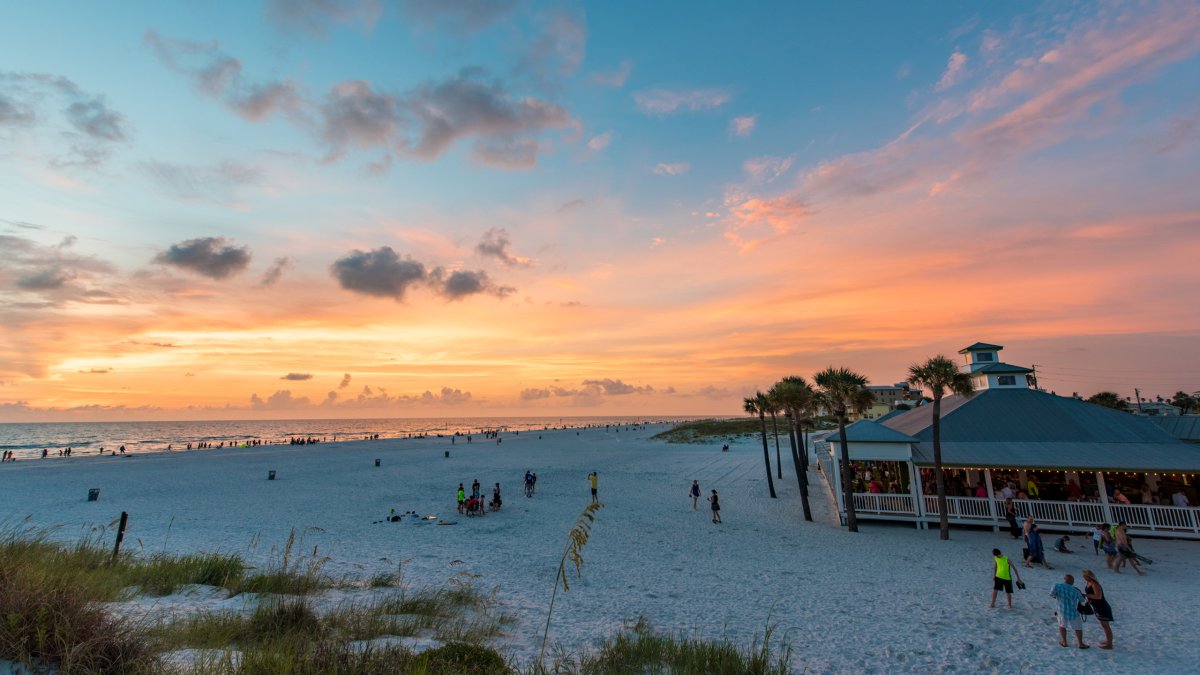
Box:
[976, 352, 995, 362]
[997, 375, 1017, 386]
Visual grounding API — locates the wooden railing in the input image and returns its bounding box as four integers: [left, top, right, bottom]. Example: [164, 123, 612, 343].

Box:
[853, 493, 917, 515]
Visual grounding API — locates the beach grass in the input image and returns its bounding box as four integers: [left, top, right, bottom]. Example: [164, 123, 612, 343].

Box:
[651, 418, 762, 444]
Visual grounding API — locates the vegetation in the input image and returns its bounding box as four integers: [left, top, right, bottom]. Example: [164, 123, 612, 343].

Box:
[558, 617, 791, 675]
[1086, 391, 1128, 410]
[814, 367, 874, 532]
[1171, 391, 1197, 414]
[540, 501, 604, 666]
[744, 393, 778, 499]
[907, 355, 976, 541]
[650, 418, 761, 444]
[769, 377, 816, 522]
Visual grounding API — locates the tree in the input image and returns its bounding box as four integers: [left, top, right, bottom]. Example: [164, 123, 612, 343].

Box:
[814, 367, 872, 532]
[744, 393, 777, 498]
[907, 355, 975, 541]
[1171, 391, 1197, 415]
[765, 389, 783, 479]
[771, 377, 815, 521]
[1086, 391, 1128, 410]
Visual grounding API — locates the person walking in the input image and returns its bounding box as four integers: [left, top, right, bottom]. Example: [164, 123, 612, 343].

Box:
[708, 489, 721, 524]
[457, 483, 466, 514]
[588, 471, 599, 503]
[1092, 523, 1105, 556]
[989, 548, 1023, 608]
[1004, 499, 1021, 538]
[1113, 524, 1146, 575]
[1024, 524, 1053, 569]
[1082, 569, 1114, 649]
[1050, 574, 1089, 649]
[690, 480, 701, 510]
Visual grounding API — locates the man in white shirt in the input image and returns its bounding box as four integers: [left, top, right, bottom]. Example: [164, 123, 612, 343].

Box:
[1000, 482, 1016, 500]
[1173, 491, 1192, 508]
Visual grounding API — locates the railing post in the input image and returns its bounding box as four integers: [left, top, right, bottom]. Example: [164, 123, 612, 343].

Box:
[984, 470, 999, 532]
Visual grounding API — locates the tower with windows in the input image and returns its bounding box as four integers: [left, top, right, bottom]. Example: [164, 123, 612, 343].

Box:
[958, 342, 1034, 390]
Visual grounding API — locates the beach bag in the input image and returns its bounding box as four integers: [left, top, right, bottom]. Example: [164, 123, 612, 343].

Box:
[1078, 600, 1094, 615]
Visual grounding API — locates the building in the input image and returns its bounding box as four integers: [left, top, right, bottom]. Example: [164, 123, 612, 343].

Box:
[819, 342, 1200, 538]
[1128, 401, 1183, 417]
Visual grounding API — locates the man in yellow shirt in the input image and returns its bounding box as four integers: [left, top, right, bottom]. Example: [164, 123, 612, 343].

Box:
[588, 471, 599, 503]
[990, 548, 1024, 608]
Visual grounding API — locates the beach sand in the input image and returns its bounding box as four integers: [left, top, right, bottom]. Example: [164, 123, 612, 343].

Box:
[2, 423, 1197, 672]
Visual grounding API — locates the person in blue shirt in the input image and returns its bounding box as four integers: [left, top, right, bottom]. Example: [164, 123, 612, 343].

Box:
[1050, 574, 1089, 649]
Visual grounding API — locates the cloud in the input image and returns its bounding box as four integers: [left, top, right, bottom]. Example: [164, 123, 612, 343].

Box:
[475, 227, 534, 267]
[339, 373, 352, 388]
[587, 131, 612, 150]
[154, 237, 252, 280]
[265, 0, 382, 36]
[557, 198, 585, 213]
[729, 114, 757, 137]
[0, 72, 130, 166]
[592, 60, 632, 87]
[633, 87, 731, 115]
[260, 257, 291, 286]
[743, 155, 793, 183]
[654, 162, 690, 176]
[250, 390, 313, 410]
[318, 70, 575, 166]
[579, 378, 654, 395]
[936, 50, 969, 91]
[397, 0, 518, 33]
[330, 246, 514, 301]
[144, 31, 299, 122]
[0, 233, 115, 297]
[520, 387, 551, 400]
[330, 246, 426, 300]
[78, 368, 110, 374]
[281, 372, 313, 381]
[723, 194, 809, 253]
[16, 268, 75, 290]
[516, 8, 588, 88]
[429, 267, 514, 300]
[251, 384, 474, 411]
[897, 62, 913, 80]
[141, 160, 261, 206]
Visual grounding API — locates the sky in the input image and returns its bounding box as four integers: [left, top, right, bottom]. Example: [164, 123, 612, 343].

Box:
[2, 0, 1199, 422]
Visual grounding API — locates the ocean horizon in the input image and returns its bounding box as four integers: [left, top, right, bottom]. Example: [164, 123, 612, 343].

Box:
[0, 415, 701, 459]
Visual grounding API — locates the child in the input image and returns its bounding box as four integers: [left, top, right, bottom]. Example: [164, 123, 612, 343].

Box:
[989, 548, 1023, 608]
[1053, 535, 1073, 554]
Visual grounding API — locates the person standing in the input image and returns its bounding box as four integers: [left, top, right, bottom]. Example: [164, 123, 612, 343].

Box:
[1024, 524, 1053, 569]
[1004, 499, 1021, 539]
[690, 480, 701, 510]
[708, 489, 721, 523]
[1092, 524, 1105, 556]
[1050, 574, 1089, 649]
[588, 471, 599, 503]
[989, 548, 1023, 608]
[471, 479, 481, 500]
[1082, 569, 1114, 649]
[457, 483, 466, 514]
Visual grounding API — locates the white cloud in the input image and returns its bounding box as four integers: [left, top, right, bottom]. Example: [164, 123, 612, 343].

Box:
[633, 87, 731, 115]
[729, 114, 757, 137]
[936, 50, 968, 91]
[587, 131, 612, 150]
[653, 162, 690, 176]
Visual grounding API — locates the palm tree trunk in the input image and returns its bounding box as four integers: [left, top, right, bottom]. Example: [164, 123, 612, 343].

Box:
[837, 409, 858, 532]
[932, 396, 949, 540]
[786, 414, 812, 521]
[759, 412, 777, 498]
[770, 410, 782, 480]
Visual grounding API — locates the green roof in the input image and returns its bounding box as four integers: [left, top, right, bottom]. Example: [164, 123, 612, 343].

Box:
[880, 389, 1200, 472]
[974, 363, 1033, 374]
[827, 420, 919, 444]
[1150, 416, 1200, 441]
[958, 342, 1004, 353]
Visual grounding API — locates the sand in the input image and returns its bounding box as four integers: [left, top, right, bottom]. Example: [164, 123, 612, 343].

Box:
[2, 423, 1198, 672]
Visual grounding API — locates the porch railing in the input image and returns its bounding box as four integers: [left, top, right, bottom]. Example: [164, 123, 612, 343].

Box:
[853, 493, 917, 515]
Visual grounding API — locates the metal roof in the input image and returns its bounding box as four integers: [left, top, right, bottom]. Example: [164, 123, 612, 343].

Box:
[827, 420, 919, 443]
[958, 342, 1004, 353]
[881, 388, 1200, 471]
[1150, 416, 1200, 442]
[974, 363, 1033, 374]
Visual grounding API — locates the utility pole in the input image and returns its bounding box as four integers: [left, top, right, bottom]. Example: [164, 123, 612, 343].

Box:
[1029, 364, 1040, 390]
[1134, 388, 1145, 414]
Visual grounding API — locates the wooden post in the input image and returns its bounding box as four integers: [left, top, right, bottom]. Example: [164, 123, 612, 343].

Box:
[1096, 471, 1115, 525]
[111, 511, 128, 563]
[984, 469, 999, 532]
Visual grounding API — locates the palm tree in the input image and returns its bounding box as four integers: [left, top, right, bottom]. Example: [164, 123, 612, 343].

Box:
[907, 355, 975, 541]
[765, 390, 783, 479]
[1086, 391, 1127, 410]
[814, 367, 872, 532]
[744, 393, 777, 498]
[771, 377, 814, 521]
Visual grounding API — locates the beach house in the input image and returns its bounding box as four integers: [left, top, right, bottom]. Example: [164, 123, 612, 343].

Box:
[818, 342, 1200, 538]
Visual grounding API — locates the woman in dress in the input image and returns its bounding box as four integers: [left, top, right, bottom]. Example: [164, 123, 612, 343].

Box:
[1082, 569, 1114, 649]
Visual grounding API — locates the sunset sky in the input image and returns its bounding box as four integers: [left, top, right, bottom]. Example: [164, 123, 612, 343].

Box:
[2, 0, 1199, 422]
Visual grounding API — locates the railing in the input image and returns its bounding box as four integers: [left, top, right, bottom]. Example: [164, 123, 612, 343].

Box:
[853, 493, 917, 515]
[907, 495, 1200, 538]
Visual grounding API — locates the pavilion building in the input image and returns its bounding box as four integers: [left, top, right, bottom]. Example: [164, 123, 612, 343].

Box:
[819, 342, 1200, 538]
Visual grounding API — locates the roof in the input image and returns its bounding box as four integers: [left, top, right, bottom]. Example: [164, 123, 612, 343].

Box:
[879, 388, 1200, 472]
[874, 408, 908, 424]
[1150, 416, 1200, 441]
[973, 363, 1034, 374]
[827, 420, 919, 444]
[958, 342, 1004, 353]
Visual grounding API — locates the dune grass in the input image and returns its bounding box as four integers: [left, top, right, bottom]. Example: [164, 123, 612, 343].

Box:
[651, 418, 762, 444]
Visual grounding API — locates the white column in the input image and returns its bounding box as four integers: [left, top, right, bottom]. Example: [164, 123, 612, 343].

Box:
[831, 442, 846, 526]
[984, 469, 999, 532]
[907, 461, 922, 529]
[1096, 471, 1115, 525]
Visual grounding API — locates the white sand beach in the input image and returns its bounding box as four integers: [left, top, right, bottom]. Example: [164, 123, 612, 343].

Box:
[2, 424, 1197, 672]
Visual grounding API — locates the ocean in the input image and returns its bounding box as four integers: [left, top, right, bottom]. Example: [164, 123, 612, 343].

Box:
[0, 416, 696, 460]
